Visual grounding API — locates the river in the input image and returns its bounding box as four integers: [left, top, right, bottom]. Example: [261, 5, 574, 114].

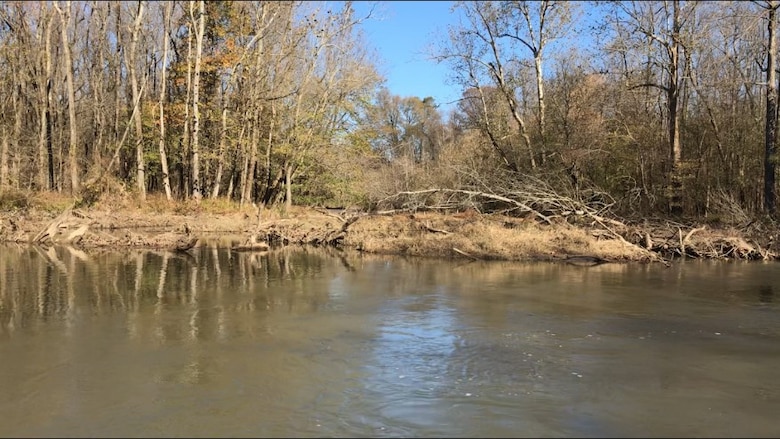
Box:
[0, 243, 778, 437]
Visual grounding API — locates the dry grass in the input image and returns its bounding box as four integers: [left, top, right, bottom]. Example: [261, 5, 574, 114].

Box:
[29, 191, 74, 212]
[95, 192, 253, 216]
[345, 211, 647, 261]
[3, 192, 748, 262]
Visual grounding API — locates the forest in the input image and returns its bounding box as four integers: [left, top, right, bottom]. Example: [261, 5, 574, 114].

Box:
[0, 0, 778, 226]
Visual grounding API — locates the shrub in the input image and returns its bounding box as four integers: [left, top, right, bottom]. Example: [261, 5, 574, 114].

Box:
[0, 190, 30, 210]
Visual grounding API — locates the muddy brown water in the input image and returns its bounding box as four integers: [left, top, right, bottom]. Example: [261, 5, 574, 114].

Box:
[0, 242, 779, 437]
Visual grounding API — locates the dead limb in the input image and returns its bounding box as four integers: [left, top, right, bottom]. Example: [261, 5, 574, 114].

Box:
[420, 220, 451, 235]
[314, 207, 347, 223]
[64, 224, 90, 244]
[452, 247, 478, 260]
[33, 204, 75, 243]
[683, 226, 706, 247]
[680, 225, 706, 257]
[384, 189, 552, 224]
[340, 215, 362, 233]
[565, 255, 609, 267]
[588, 213, 669, 266]
[89, 73, 148, 191]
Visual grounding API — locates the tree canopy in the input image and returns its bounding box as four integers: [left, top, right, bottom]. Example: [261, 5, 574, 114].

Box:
[0, 1, 777, 221]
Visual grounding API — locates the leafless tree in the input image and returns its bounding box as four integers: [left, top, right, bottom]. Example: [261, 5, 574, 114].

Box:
[53, 0, 80, 193]
[158, 0, 172, 200]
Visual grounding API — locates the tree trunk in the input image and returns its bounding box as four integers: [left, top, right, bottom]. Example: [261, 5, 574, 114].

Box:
[113, 1, 122, 146]
[0, 127, 8, 191]
[55, 0, 79, 194]
[285, 161, 292, 213]
[263, 103, 276, 204]
[242, 109, 260, 206]
[11, 74, 22, 190]
[190, 0, 205, 201]
[226, 125, 244, 201]
[37, 3, 53, 191]
[210, 104, 228, 199]
[180, 5, 193, 198]
[534, 53, 546, 165]
[491, 63, 535, 170]
[129, 0, 146, 199]
[238, 108, 253, 206]
[668, 0, 683, 216]
[765, 1, 779, 215]
[89, 3, 108, 170]
[57, 97, 65, 191]
[158, 1, 173, 201]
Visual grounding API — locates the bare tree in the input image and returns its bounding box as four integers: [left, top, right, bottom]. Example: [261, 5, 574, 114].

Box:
[0, 125, 7, 191]
[604, 0, 698, 215]
[757, 0, 780, 215]
[128, 0, 146, 199]
[499, 0, 576, 165]
[210, 4, 269, 199]
[112, 0, 124, 151]
[190, 0, 204, 201]
[178, 0, 193, 197]
[53, 0, 79, 194]
[268, 1, 380, 210]
[158, 0, 172, 200]
[438, 1, 535, 170]
[35, 2, 54, 190]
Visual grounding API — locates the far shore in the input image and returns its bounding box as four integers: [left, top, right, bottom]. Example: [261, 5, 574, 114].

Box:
[1, 194, 777, 265]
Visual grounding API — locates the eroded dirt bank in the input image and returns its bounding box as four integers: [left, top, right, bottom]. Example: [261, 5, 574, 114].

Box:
[1, 196, 778, 265]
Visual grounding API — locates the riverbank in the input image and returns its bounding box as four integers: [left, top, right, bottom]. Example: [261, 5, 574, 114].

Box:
[0, 192, 777, 264]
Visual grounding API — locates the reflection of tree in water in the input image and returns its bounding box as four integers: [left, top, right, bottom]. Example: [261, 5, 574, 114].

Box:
[0, 245, 345, 341]
[0, 246, 75, 334]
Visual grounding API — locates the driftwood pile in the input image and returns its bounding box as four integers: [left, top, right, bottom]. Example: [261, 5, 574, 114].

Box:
[625, 223, 775, 261]
[2, 187, 776, 264]
[254, 208, 362, 248]
[19, 206, 198, 252]
[377, 188, 779, 263]
[31, 205, 90, 245]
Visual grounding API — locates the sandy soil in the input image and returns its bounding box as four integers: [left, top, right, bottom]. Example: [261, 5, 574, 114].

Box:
[2, 194, 777, 264]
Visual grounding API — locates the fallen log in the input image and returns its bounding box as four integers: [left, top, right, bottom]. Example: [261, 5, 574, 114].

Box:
[32, 204, 75, 243]
[452, 247, 478, 260]
[679, 225, 706, 257]
[565, 255, 609, 267]
[174, 236, 199, 252]
[232, 241, 270, 252]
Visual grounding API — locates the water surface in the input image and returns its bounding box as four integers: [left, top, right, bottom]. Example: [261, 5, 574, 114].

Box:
[1, 244, 778, 437]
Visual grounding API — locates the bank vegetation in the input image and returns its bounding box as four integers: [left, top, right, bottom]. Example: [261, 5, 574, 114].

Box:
[1, 1, 780, 263]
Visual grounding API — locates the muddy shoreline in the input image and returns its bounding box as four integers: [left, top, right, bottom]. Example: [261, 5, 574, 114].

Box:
[2, 200, 778, 265]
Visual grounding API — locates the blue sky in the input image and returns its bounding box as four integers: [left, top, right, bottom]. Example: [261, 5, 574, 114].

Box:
[350, 1, 604, 115]
[352, 1, 462, 113]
